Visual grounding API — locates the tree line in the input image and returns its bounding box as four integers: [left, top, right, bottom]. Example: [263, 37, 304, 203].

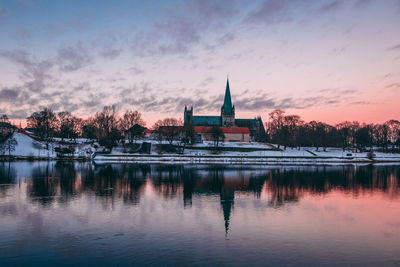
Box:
[1, 107, 399, 152]
[266, 109, 400, 152]
[22, 106, 147, 150]
[21, 106, 184, 151]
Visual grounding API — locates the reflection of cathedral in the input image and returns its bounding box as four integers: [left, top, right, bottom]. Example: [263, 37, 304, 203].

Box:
[220, 186, 234, 235]
[9, 163, 399, 236]
[184, 79, 266, 142]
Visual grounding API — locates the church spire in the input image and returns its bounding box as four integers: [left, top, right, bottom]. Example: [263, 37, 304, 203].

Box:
[223, 78, 233, 114]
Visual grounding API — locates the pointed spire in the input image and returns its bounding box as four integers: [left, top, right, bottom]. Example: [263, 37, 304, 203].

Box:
[223, 78, 233, 114]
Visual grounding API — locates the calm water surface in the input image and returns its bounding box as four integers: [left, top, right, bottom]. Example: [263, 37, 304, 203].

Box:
[0, 162, 399, 266]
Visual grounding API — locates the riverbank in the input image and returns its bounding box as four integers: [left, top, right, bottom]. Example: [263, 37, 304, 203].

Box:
[92, 153, 400, 164]
[2, 133, 400, 164]
[0, 155, 89, 161]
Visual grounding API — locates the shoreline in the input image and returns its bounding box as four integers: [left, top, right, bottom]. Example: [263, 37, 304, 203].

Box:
[4, 154, 399, 164]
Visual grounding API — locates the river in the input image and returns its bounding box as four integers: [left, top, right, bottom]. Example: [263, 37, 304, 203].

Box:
[0, 162, 399, 266]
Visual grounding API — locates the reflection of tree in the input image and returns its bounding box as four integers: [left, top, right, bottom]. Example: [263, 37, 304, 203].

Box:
[0, 162, 16, 197]
[264, 165, 400, 206]
[79, 163, 148, 207]
[55, 161, 77, 203]
[18, 163, 399, 214]
[29, 163, 58, 206]
[120, 164, 147, 205]
[183, 169, 197, 207]
[0, 162, 16, 184]
[151, 165, 185, 200]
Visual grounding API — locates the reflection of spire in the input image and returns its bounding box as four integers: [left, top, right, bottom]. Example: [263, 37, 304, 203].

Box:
[220, 187, 234, 236]
[221, 199, 233, 236]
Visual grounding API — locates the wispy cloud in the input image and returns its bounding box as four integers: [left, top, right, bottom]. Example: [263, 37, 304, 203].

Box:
[0, 87, 21, 99]
[387, 43, 400, 51]
[318, 0, 344, 13]
[386, 83, 400, 88]
[57, 42, 92, 72]
[0, 49, 54, 93]
[245, 0, 298, 25]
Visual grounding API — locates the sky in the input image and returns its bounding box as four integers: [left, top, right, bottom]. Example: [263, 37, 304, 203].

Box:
[0, 0, 399, 126]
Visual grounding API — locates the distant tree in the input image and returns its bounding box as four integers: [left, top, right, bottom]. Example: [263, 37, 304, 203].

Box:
[183, 123, 195, 144]
[336, 121, 353, 151]
[27, 108, 57, 149]
[152, 118, 183, 145]
[119, 110, 145, 143]
[283, 115, 303, 149]
[81, 118, 97, 140]
[386, 120, 400, 150]
[129, 124, 145, 143]
[58, 111, 80, 141]
[355, 124, 374, 152]
[0, 115, 10, 136]
[211, 126, 224, 149]
[297, 124, 312, 147]
[93, 105, 121, 150]
[152, 120, 164, 144]
[267, 109, 285, 149]
[373, 123, 389, 152]
[305, 121, 330, 151]
[1, 136, 18, 156]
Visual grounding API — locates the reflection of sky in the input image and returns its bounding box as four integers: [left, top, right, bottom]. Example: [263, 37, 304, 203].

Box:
[0, 162, 400, 265]
[0, 0, 400, 125]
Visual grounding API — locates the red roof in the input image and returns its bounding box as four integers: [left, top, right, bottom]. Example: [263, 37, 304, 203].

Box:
[194, 126, 249, 134]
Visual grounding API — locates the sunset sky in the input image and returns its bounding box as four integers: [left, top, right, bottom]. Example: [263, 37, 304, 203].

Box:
[0, 0, 399, 126]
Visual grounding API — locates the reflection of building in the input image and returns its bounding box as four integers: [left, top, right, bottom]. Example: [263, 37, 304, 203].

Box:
[184, 79, 265, 142]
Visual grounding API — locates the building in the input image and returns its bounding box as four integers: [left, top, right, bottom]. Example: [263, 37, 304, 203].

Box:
[184, 79, 265, 142]
[194, 126, 250, 142]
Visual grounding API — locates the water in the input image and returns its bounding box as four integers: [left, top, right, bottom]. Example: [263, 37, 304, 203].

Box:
[0, 162, 399, 266]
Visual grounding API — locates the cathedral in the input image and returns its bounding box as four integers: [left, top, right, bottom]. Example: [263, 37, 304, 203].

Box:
[184, 79, 265, 142]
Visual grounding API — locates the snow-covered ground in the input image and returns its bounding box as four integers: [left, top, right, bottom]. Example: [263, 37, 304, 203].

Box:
[1, 134, 399, 163]
[1, 133, 95, 158]
[1, 133, 56, 158]
[95, 141, 400, 163]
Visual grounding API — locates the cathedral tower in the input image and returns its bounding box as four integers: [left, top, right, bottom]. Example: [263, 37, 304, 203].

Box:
[184, 105, 193, 125]
[221, 79, 235, 127]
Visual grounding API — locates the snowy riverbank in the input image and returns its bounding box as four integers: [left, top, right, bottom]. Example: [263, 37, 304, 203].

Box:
[93, 153, 400, 164]
[2, 133, 400, 164]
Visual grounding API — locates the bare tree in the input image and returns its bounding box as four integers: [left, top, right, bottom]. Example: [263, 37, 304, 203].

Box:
[129, 124, 145, 143]
[27, 108, 57, 149]
[119, 110, 145, 143]
[355, 124, 374, 152]
[211, 126, 225, 149]
[183, 123, 195, 144]
[336, 121, 353, 151]
[81, 118, 97, 140]
[0, 115, 10, 136]
[152, 118, 183, 145]
[93, 105, 121, 150]
[58, 111, 81, 142]
[267, 109, 285, 149]
[386, 120, 400, 150]
[283, 115, 303, 149]
[1, 136, 18, 156]
[374, 123, 389, 152]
